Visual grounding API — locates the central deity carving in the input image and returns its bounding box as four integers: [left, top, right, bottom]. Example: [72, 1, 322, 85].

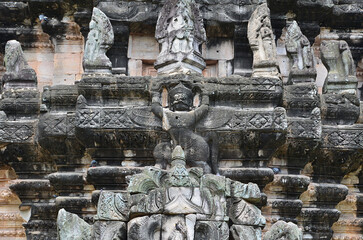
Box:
[152, 82, 215, 173]
[154, 0, 206, 75]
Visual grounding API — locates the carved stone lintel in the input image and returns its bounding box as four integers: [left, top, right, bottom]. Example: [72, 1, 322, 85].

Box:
[227, 198, 266, 226]
[97, 191, 129, 221]
[127, 214, 162, 240]
[195, 221, 229, 240]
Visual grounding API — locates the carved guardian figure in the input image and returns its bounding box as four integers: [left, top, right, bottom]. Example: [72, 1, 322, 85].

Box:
[83, 7, 114, 73]
[2, 40, 37, 90]
[151, 83, 214, 173]
[285, 21, 316, 84]
[247, 3, 279, 78]
[154, 0, 206, 75]
[320, 40, 357, 94]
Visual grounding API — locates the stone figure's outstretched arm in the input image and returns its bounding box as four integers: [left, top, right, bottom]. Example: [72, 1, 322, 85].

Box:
[195, 94, 209, 122]
[151, 93, 163, 119]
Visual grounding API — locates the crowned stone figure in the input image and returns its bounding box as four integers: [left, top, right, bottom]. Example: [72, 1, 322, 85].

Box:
[285, 20, 316, 84]
[154, 0, 206, 75]
[83, 7, 114, 74]
[247, 3, 279, 78]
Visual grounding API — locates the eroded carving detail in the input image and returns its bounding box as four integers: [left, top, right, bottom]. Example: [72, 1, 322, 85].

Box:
[320, 40, 357, 94]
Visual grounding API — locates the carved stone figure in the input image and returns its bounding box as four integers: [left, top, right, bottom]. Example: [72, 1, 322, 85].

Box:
[320, 40, 357, 94]
[285, 21, 316, 84]
[83, 7, 114, 73]
[152, 83, 214, 173]
[2, 40, 37, 90]
[264, 220, 302, 240]
[247, 3, 279, 78]
[57, 145, 264, 239]
[154, 0, 206, 75]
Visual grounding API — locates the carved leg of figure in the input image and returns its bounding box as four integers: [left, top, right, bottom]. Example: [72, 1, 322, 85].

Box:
[153, 141, 172, 169]
[181, 133, 211, 173]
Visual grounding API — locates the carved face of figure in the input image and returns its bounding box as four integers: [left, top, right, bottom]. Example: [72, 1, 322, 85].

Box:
[167, 6, 193, 35]
[170, 92, 193, 111]
[339, 41, 348, 51]
[89, 16, 97, 30]
[260, 17, 272, 39]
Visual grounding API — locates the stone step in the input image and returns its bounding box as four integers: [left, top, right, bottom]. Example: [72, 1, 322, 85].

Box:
[86, 166, 143, 190]
[219, 167, 274, 189]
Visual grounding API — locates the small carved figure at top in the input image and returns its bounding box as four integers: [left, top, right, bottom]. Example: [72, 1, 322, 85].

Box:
[83, 7, 114, 74]
[2, 40, 37, 90]
[247, 3, 279, 78]
[152, 82, 216, 173]
[285, 20, 316, 83]
[339, 41, 355, 77]
[155, 0, 206, 75]
[320, 40, 357, 94]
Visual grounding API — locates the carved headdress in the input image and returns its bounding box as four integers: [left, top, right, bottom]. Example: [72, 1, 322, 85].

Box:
[155, 0, 206, 43]
[169, 82, 193, 99]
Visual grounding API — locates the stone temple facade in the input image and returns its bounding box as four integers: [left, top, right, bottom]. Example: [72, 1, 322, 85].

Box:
[0, 0, 362, 239]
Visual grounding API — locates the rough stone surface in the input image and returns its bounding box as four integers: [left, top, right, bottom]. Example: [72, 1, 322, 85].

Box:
[57, 208, 92, 240]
